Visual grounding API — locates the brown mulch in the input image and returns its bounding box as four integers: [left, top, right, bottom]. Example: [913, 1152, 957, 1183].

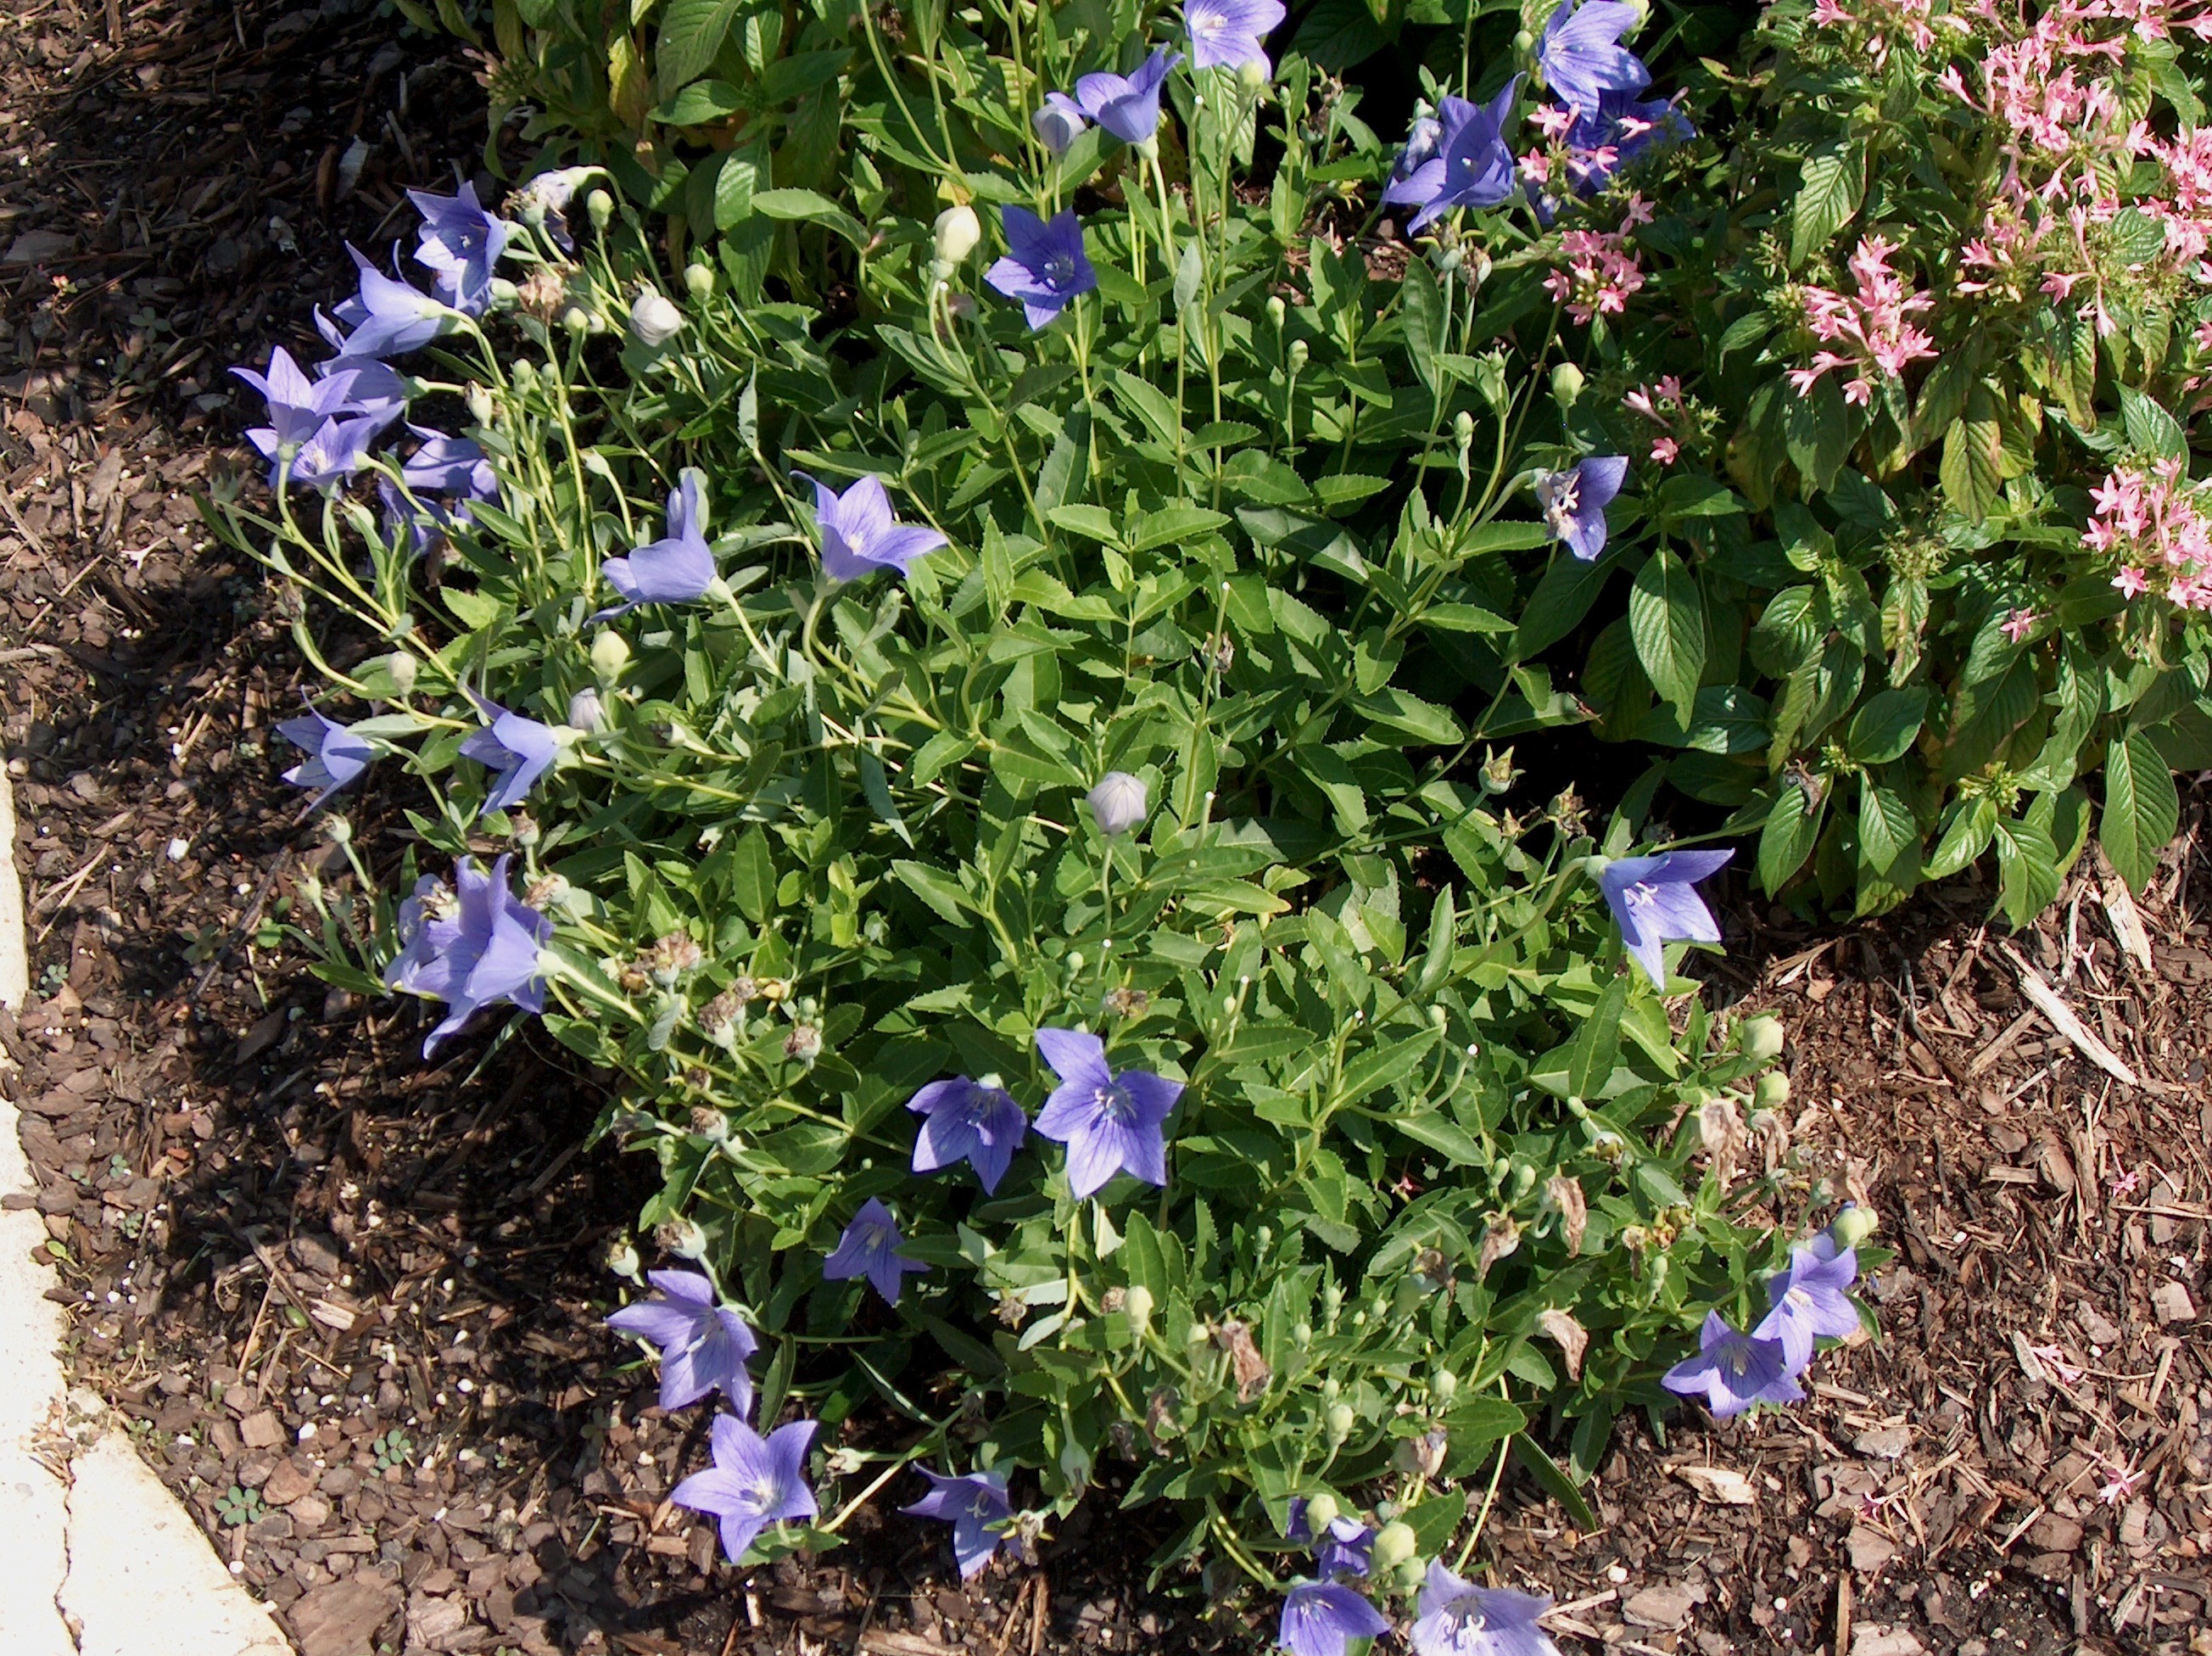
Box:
[4, 4, 2212, 1656]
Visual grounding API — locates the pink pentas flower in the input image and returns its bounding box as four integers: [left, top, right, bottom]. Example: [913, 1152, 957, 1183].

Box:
[2001, 608, 2039, 644]
[1788, 236, 1936, 401]
[2081, 461, 2212, 613]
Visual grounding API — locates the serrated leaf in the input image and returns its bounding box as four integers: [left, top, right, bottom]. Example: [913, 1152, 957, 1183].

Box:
[2120, 385, 2187, 461]
[1757, 780, 1824, 892]
[1628, 546, 1706, 728]
[1857, 780, 1917, 875]
[2099, 730, 2180, 892]
[1938, 403, 2003, 522]
[655, 0, 742, 97]
[1792, 143, 1863, 265]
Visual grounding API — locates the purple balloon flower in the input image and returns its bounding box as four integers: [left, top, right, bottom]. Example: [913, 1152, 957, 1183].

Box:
[1187, 0, 1285, 74]
[1287, 1499, 1375, 1579]
[1661, 1311, 1803, 1418]
[1034, 93, 1089, 154]
[460, 697, 560, 817]
[1383, 79, 1522, 231]
[908, 1077, 1027, 1194]
[1596, 848, 1730, 986]
[1410, 1561, 1558, 1656]
[606, 1269, 759, 1416]
[276, 702, 373, 807]
[401, 427, 496, 500]
[383, 854, 553, 1058]
[1535, 455, 1628, 562]
[671, 1416, 818, 1565]
[1034, 1028, 1181, 1199]
[806, 473, 947, 582]
[232, 346, 385, 490]
[408, 182, 511, 315]
[318, 244, 461, 361]
[599, 468, 716, 618]
[984, 206, 1098, 331]
[1751, 1239, 1861, 1373]
[1538, 0, 1651, 116]
[823, 1197, 930, 1306]
[1277, 1580, 1388, 1656]
[900, 1468, 1012, 1580]
[1072, 48, 1182, 144]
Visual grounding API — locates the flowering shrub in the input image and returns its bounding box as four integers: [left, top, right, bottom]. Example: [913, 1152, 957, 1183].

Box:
[212, 0, 1936, 1641]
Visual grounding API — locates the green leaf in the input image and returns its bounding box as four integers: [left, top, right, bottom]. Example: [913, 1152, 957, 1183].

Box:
[1992, 814, 2060, 927]
[1925, 796, 1997, 880]
[892, 860, 969, 926]
[653, 78, 743, 124]
[1511, 1434, 1598, 1529]
[2100, 730, 2180, 892]
[1857, 780, 1917, 875]
[729, 828, 777, 924]
[1628, 547, 1705, 728]
[1043, 505, 1123, 544]
[1513, 550, 1609, 662]
[1791, 143, 1863, 266]
[1128, 506, 1231, 552]
[655, 0, 742, 97]
[1846, 686, 1928, 765]
[1757, 780, 1825, 892]
[2120, 385, 2187, 461]
[712, 153, 757, 230]
[1938, 402, 2003, 523]
[1400, 259, 1444, 396]
[1655, 473, 1746, 521]
[1567, 975, 1628, 1099]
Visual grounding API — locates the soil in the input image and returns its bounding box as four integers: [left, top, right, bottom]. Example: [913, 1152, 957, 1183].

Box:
[4, 4, 2212, 1656]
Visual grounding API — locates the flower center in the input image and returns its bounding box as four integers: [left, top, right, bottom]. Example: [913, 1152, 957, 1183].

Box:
[1047, 254, 1075, 288]
[1624, 880, 1660, 914]
[1723, 1346, 1748, 1377]
[1091, 1083, 1131, 1123]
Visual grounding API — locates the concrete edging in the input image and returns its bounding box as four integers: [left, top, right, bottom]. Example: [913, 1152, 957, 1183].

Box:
[0, 765, 291, 1656]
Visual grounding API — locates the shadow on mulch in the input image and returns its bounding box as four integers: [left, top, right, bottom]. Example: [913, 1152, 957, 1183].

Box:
[4, 4, 2212, 1656]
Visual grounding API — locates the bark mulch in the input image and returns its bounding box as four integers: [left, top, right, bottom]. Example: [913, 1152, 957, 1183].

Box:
[5, 3, 2212, 1655]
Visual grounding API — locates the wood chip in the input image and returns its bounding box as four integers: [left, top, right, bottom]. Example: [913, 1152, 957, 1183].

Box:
[1997, 943, 2142, 1086]
[1673, 1463, 1757, 1505]
[2097, 861, 2155, 972]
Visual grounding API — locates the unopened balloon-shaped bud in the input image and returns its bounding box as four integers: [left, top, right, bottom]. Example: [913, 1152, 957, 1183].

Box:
[1829, 1203, 1880, 1250]
[1124, 1284, 1154, 1333]
[1371, 1521, 1417, 1570]
[590, 629, 631, 682]
[567, 687, 606, 732]
[586, 188, 614, 229]
[1740, 1014, 1786, 1062]
[933, 204, 982, 269]
[684, 262, 715, 299]
[1552, 361, 1586, 408]
[629, 289, 684, 347]
[1087, 771, 1148, 836]
[1754, 1071, 1791, 1109]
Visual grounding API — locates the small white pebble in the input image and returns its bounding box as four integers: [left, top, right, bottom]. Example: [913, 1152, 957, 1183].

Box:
[299, 1422, 317, 1441]
[166, 837, 189, 861]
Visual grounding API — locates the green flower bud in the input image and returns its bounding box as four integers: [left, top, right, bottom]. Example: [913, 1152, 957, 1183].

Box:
[1740, 1014, 1786, 1063]
[684, 262, 715, 299]
[1293, 1321, 1312, 1346]
[1754, 1071, 1791, 1109]
[1266, 295, 1286, 329]
[1454, 410, 1476, 445]
[383, 650, 419, 697]
[1065, 949, 1086, 976]
[487, 277, 519, 306]
[1430, 1368, 1458, 1401]
[1390, 1556, 1426, 1594]
[1303, 1492, 1340, 1533]
[590, 629, 631, 682]
[1829, 1203, 1880, 1250]
[1237, 59, 1269, 92]
[1325, 1402, 1355, 1443]
[1551, 362, 1586, 408]
[560, 305, 591, 335]
[1512, 27, 1535, 53]
[1123, 1284, 1154, 1332]
[1288, 339, 1310, 372]
[586, 188, 614, 229]
[1371, 1521, 1417, 1570]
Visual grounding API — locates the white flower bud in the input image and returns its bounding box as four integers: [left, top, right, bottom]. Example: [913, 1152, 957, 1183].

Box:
[1829, 1204, 1879, 1250]
[1371, 1521, 1417, 1569]
[1740, 1015, 1786, 1062]
[567, 687, 606, 732]
[1303, 1492, 1340, 1532]
[466, 383, 495, 426]
[383, 650, 418, 697]
[628, 289, 685, 347]
[1288, 339, 1310, 372]
[1123, 1285, 1153, 1333]
[1754, 1071, 1791, 1109]
[932, 204, 982, 268]
[1086, 771, 1148, 836]
[1552, 361, 1586, 408]
[586, 188, 614, 229]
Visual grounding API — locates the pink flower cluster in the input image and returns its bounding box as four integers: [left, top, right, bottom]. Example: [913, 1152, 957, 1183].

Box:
[2082, 459, 2212, 612]
[1625, 375, 1690, 464]
[1544, 197, 1651, 325]
[1786, 235, 1938, 406]
[1807, 0, 1948, 65]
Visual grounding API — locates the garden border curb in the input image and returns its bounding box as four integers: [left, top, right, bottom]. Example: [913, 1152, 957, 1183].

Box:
[0, 768, 292, 1656]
